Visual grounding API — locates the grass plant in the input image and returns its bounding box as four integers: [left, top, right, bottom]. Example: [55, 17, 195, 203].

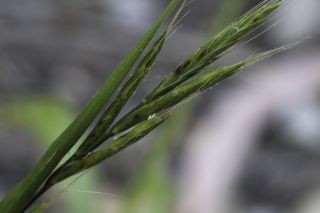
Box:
[0, 0, 298, 212]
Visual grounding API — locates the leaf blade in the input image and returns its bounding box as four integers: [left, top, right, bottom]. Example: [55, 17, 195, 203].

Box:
[0, 0, 181, 212]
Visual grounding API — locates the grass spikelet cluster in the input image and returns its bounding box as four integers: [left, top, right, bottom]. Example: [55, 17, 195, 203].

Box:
[41, 0, 286, 193]
[0, 0, 298, 211]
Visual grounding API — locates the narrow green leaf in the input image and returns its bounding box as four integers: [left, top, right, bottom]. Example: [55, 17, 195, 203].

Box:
[0, 0, 181, 212]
